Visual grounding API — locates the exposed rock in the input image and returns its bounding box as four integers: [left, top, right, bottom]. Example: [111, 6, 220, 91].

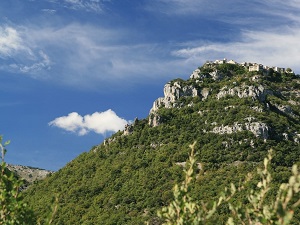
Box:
[7, 164, 53, 190]
[274, 104, 297, 117]
[288, 100, 300, 106]
[149, 80, 201, 126]
[212, 123, 244, 134]
[222, 141, 229, 148]
[244, 122, 269, 140]
[150, 81, 199, 113]
[123, 118, 139, 135]
[224, 105, 236, 110]
[124, 124, 134, 135]
[282, 133, 289, 141]
[211, 119, 269, 140]
[103, 137, 116, 146]
[216, 84, 273, 102]
[190, 68, 201, 79]
[201, 88, 210, 100]
[209, 70, 223, 80]
[176, 162, 202, 170]
[251, 75, 260, 81]
[251, 106, 264, 112]
[198, 110, 210, 116]
[294, 133, 300, 143]
[148, 112, 163, 127]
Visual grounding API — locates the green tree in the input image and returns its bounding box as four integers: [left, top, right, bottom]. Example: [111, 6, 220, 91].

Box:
[0, 136, 34, 224]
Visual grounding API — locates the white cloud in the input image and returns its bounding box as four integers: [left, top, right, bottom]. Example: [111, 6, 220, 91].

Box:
[49, 109, 128, 136]
[0, 22, 182, 88]
[172, 26, 300, 73]
[49, 112, 84, 132]
[0, 25, 52, 75]
[0, 26, 30, 57]
[13, 23, 179, 87]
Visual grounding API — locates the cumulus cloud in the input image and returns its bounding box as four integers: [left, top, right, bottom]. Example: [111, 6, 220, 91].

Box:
[49, 109, 129, 136]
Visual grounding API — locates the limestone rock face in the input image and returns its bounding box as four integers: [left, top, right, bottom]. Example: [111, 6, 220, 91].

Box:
[201, 88, 210, 100]
[150, 81, 199, 113]
[209, 70, 223, 80]
[7, 164, 53, 190]
[190, 68, 223, 81]
[211, 118, 269, 140]
[148, 113, 162, 127]
[190, 68, 201, 79]
[123, 124, 134, 135]
[216, 84, 273, 102]
[149, 81, 200, 126]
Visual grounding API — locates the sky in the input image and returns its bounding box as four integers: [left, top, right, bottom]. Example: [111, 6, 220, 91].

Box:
[0, 0, 299, 171]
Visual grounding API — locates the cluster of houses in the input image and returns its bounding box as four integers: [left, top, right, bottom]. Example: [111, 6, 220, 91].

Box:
[206, 58, 293, 74]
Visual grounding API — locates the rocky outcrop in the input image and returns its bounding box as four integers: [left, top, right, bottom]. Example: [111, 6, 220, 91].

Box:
[190, 68, 201, 79]
[216, 84, 273, 102]
[209, 70, 224, 80]
[190, 68, 224, 81]
[123, 118, 139, 135]
[7, 164, 53, 190]
[201, 88, 210, 100]
[150, 81, 199, 113]
[274, 104, 297, 118]
[148, 112, 163, 127]
[149, 81, 200, 126]
[123, 124, 134, 135]
[211, 118, 269, 140]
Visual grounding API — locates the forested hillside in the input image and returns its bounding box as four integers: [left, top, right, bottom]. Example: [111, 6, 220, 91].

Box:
[24, 61, 300, 224]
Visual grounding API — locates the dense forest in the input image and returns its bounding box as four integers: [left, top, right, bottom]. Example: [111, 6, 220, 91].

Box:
[22, 61, 300, 224]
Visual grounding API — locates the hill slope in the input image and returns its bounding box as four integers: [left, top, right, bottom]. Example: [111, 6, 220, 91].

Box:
[24, 60, 300, 224]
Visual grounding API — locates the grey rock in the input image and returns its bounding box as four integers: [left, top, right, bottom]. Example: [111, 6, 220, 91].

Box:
[150, 81, 199, 113]
[217, 84, 273, 102]
[211, 119, 269, 140]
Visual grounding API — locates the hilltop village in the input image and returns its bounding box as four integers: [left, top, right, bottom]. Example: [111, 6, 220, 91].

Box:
[202, 58, 293, 74]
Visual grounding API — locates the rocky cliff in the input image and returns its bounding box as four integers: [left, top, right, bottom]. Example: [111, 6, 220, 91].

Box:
[7, 164, 53, 189]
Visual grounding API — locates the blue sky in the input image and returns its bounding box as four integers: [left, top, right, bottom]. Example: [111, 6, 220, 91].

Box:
[1, 0, 299, 171]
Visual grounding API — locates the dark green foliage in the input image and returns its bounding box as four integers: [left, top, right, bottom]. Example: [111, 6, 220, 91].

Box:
[23, 62, 300, 224]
